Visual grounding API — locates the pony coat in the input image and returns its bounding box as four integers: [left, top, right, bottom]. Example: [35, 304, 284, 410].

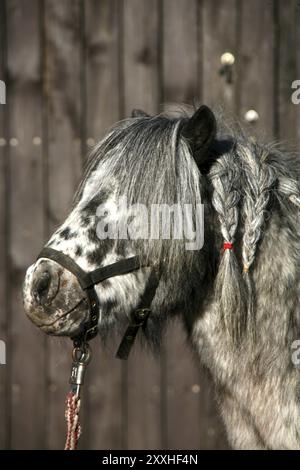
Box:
[24, 108, 300, 449]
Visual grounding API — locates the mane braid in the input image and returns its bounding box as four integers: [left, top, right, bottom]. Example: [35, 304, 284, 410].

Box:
[208, 149, 247, 344]
[240, 142, 277, 343]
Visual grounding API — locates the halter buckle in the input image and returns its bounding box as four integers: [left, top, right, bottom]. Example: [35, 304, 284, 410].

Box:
[133, 307, 151, 325]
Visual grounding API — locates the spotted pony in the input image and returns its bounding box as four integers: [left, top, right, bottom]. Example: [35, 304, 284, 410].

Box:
[23, 105, 300, 449]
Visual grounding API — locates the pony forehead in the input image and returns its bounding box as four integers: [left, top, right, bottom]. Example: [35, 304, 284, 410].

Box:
[73, 114, 202, 209]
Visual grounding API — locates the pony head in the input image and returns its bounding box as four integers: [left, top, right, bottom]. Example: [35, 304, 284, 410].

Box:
[23, 106, 216, 345]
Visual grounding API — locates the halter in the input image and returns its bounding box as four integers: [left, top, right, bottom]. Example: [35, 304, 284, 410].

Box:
[37, 247, 160, 359]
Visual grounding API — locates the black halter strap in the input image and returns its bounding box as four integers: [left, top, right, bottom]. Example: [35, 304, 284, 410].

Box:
[38, 247, 159, 359]
[115, 269, 159, 359]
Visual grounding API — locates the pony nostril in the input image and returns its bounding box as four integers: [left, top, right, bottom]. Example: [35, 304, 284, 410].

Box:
[34, 271, 51, 302]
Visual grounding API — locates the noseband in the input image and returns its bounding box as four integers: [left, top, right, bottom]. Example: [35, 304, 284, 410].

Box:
[38, 247, 159, 359]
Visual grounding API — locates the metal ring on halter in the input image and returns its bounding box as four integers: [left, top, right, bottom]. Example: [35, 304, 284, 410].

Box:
[72, 344, 92, 365]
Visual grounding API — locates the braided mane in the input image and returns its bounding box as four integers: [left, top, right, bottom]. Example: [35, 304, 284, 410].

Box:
[208, 135, 300, 344]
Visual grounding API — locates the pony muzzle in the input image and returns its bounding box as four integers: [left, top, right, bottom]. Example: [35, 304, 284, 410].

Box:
[23, 258, 86, 335]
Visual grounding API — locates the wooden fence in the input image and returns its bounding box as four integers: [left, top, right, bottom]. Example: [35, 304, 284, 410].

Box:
[0, 0, 299, 450]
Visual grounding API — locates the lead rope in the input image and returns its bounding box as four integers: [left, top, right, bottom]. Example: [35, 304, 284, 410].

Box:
[64, 392, 82, 450]
[64, 343, 92, 450]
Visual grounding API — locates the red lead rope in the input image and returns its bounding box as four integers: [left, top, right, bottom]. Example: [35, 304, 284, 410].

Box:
[64, 391, 82, 450]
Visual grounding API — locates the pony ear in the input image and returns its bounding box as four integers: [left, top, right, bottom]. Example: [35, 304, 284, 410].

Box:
[181, 105, 216, 166]
[131, 108, 150, 118]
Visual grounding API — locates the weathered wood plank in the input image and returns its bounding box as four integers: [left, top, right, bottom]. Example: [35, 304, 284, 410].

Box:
[85, 0, 120, 142]
[123, 0, 160, 116]
[237, 0, 275, 138]
[84, 0, 123, 450]
[196, 368, 229, 449]
[163, 0, 199, 106]
[7, 0, 46, 449]
[43, 0, 83, 449]
[278, 0, 300, 144]
[0, 0, 9, 450]
[164, 320, 201, 449]
[122, 0, 162, 450]
[202, 0, 238, 111]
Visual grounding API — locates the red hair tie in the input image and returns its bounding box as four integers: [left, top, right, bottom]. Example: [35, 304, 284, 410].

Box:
[223, 242, 233, 251]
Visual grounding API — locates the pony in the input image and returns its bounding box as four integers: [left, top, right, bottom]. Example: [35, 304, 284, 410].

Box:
[23, 105, 300, 449]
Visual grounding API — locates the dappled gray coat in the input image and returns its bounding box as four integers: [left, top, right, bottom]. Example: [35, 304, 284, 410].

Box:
[23, 106, 300, 449]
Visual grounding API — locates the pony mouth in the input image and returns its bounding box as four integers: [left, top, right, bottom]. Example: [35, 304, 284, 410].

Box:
[38, 298, 88, 335]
